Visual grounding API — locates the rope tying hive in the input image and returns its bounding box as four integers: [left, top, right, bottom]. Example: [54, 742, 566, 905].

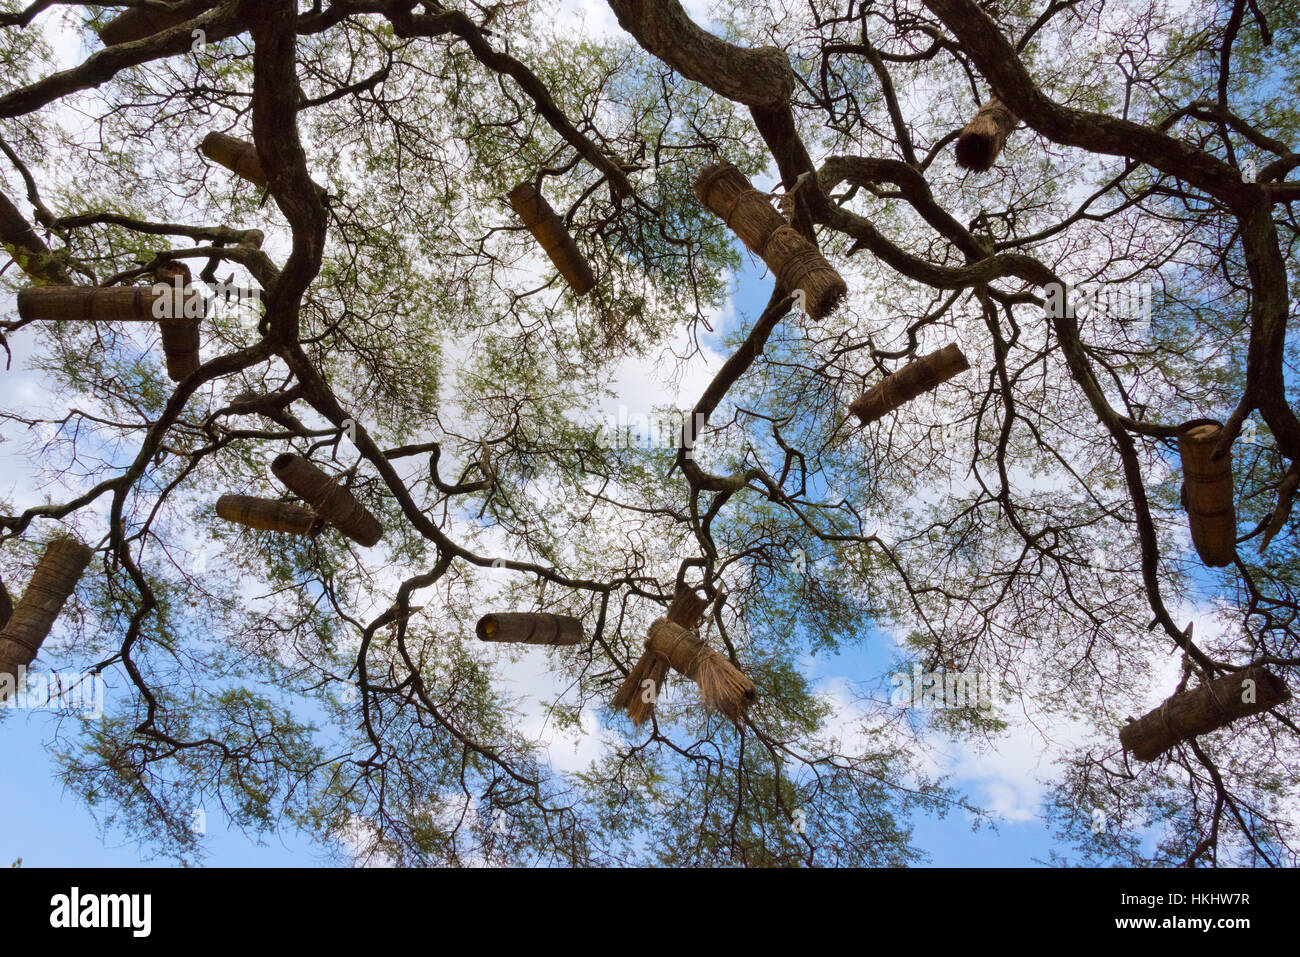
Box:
[692, 162, 846, 321]
[1119, 666, 1291, 762]
[475, 612, 583, 646]
[506, 182, 596, 295]
[0, 536, 93, 697]
[955, 98, 1017, 172]
[216, 495, 322, 537]
[1176, 419, 1237, 567]
[270, 453, 383, 547]
[849, 344, 970, 425]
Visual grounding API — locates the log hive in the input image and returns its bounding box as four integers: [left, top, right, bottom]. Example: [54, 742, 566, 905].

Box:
[475, 612, 584, 646]
[506, 182, 596, 295]
[1120, 666, 1291, 762]
[693, 162, 846, 321]
[216, 495, 322, 537]
[0, 537, 94, 696]
[101, 2, 212, 45]
[270, 454, 383, 547]
[955, 99, 1017, 172]
[154, 262, 203, 381]
[18, 285, 161, 323]
[1177, 419, 1237, 567]
[848, 344, 970, 425]
[200, 132, 269, 189]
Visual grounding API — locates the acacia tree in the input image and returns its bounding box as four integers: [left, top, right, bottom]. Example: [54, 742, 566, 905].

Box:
[0, 0, 1296, 867]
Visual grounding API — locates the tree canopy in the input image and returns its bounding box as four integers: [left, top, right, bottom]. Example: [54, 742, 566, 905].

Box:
[0, 0, 1297, 867]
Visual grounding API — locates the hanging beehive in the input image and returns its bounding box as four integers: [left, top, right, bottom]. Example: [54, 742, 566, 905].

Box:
[955, 99, 1017, 172]
[475, 612, 583, 646]
[1119, 666, 1291, 762]
[101, 2, 198, 45]
[0, 536, 94, 693]
[1177, 419, 1237, 567]
[849, 343, 970, 425]
[0, 190, 68, 285]
[693, 162, 846, 321]
[270, 453, 383, 547]
[200, 132, 269, 189]
[611, 616, 755, 725]
[18, 285, 160, 323]
[216, 495, 322, 536]
[506, 182, 596, 295]
[155, 262, 203, 381]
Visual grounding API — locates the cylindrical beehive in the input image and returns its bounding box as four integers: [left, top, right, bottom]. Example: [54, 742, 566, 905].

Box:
[159, 318, 201, 381]
[18, 285, 160, 323]
[101, 2, 197, 45]
[955, 98, 1017, 172]
[1120, 666, 1291, 762]
[645, 617, 756, 722]
[200, 132, 268, 189]
[475, 612, 583, 646]
[1177, 419, 1237, 567]
[692, 162, 846, 321]
[506, 182, 596, 295]
[849, 344, 970, 425]
[0, 536, 94, 692]
[270, 453, 383, 547]
[216, 495, 321, 536]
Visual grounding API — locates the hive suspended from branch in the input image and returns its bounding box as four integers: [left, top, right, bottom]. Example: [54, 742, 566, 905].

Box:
[1177, 419, 1237, 567]
[506, 182, 596, 296]
[693, 162, 846, 321]
[0, 536, 94, 697]
[154, 262, 204, 382]
[611, 615, 755, 726]
[475, 612, 583, 646]
[200, 132, 269, 189]
[216, 495, 323, 537]
[100, 1, 209, 45]
[1119, 666, 1291, 762]
[610, 586, 711, 725]
[848, 343, 970, 425]
[270, 454, 383, 547]
[955, 98, 1017, 172]
[19, 285, 165, 323]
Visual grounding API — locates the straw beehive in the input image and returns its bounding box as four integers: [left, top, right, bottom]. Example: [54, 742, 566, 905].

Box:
[1120, 666, 1291, 762]
[611, 615, 755, 726]
[1177, 419, 1237, 567]
[955, 99, 1017, 172]
[0, 537, 94, 695]
[216, 495, 322, 536]
[849, 344, 970, 425]
[270, 454, 383, 547]
[692, 162, 845, 320]
[506, 182, 596, 295]
[475, 612, 583, 646]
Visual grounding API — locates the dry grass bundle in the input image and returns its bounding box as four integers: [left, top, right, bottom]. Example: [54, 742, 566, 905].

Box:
[100, 2, 195, 45]
[216, 495, 322, 536]
[270, 453, 383, 547]
[955, 99, 1017, 172]
[849, 343, 970, 425]
[0, 190, 68, 285]
[611, 617, 755, 725]
[18, 285, 159, 323]
[1177, 419, 1237, 567]
[506, 183, 596, 295]
[666, 586, 711, 630]
[0, 536, 94, 694]
[475, 612, 583, 646]
[200, 132, 268, 189]
[692, 162, 846, 320]
[1120, 666, 1291, 762]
